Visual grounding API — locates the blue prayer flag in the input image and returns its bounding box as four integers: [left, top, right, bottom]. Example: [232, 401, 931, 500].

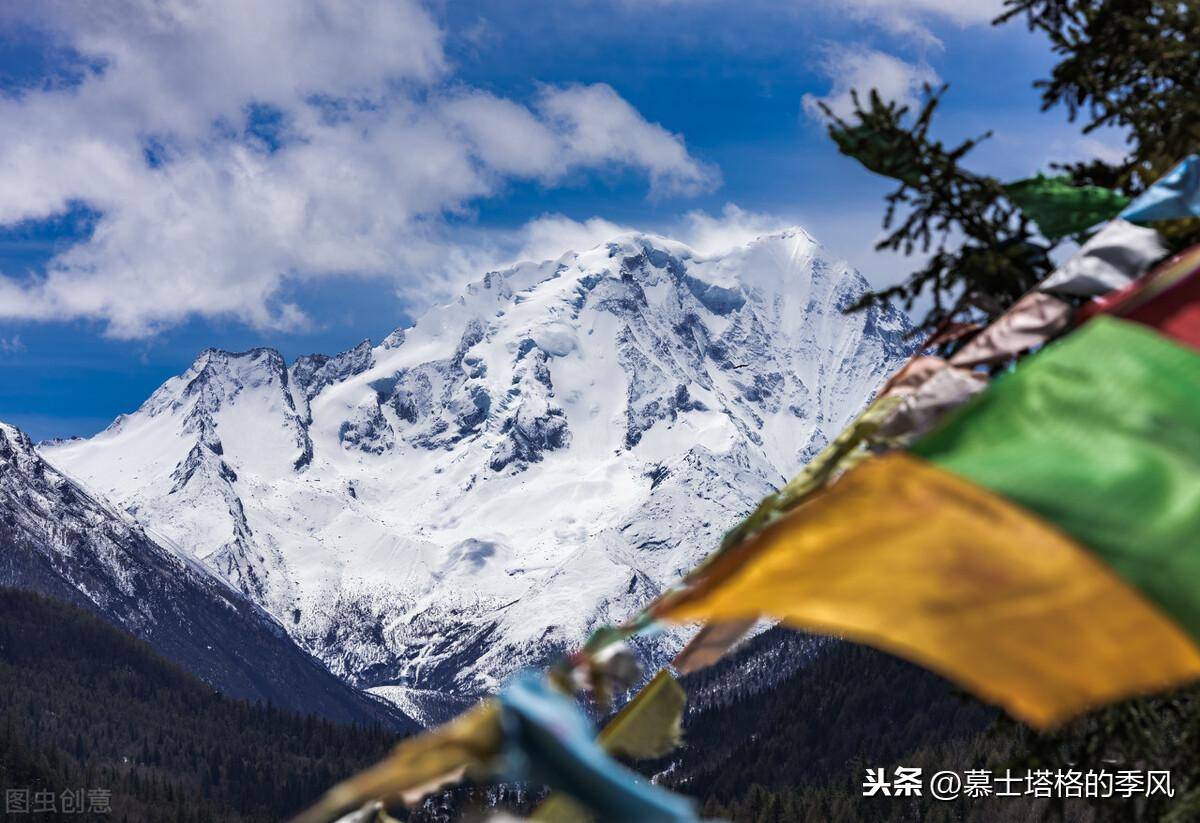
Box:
[1120, 155, 1200, 223]
[498, 673, 700, 823]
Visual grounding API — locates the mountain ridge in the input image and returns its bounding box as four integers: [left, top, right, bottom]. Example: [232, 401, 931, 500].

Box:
[42, 228, 912, 711]
[0, 420, 413, 730]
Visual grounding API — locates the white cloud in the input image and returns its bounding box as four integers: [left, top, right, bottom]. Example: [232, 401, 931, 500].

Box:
[1, 0, 446, 144]
[439, 92, 566, 181]
[802, 44, 940, 121]
[0, 334, 24, 354]
[496, 204, 789, 268]
[825, 0, 1006, 46]
[536, 84, 719, 197]
[0, 1, 715, 338]
[678, 204, 791, 255]
[512, 215, 636, 265]
[624, 0, 1004, 47]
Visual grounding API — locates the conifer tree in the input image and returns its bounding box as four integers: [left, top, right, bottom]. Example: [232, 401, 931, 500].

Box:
[824, 0, 1199, 341]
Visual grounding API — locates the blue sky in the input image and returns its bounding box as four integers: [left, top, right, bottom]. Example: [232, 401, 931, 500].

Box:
[0, 0, 1121, 440]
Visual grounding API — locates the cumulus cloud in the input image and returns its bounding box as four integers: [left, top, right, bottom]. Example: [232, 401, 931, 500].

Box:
[437, 85, 717, 194]
[536, 84, 718, 196]
[0, 0, 715, 338]
[802, 44, 940, 121]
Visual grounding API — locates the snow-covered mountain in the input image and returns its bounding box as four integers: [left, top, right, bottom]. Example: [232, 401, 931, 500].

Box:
[42, 229, 910, 708]
[0, 421, 413, 729]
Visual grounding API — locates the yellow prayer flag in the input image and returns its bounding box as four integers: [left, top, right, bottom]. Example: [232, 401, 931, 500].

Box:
[290, 701, 503, 823]
[654, 453, 1200, 728]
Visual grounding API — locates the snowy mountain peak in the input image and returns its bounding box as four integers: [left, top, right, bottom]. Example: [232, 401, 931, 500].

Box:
[0, 416, 412, 728]
[179, 346, 289, 407]
[42, 227, 911, 700]
[0, 420, 34, 458]
[292, 339, 375, 401]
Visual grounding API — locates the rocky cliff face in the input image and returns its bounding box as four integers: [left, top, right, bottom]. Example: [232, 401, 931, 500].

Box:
[42, 229, 911, 716]
[0, 421, 412, 730]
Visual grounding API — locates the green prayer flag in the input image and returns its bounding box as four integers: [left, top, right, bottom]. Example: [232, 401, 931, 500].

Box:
[1004, 174, 1130, 241]
[912, 316, 1200, 639]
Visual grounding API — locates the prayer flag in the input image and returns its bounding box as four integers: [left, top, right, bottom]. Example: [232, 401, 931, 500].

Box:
[1038, 220, 1167, 296]
[1005, 174, 1129, 240]
[656, 316, 1200, 728]
[1120, 155, 1200, 223]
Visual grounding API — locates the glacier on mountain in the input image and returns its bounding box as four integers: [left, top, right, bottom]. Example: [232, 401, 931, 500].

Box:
[42, 229, 911, 701]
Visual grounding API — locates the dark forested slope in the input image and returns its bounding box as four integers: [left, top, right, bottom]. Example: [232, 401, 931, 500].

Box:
[660, 631, 1194, 822]
[0, 587, 403, 822]
[5, 587, 1193, 823]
